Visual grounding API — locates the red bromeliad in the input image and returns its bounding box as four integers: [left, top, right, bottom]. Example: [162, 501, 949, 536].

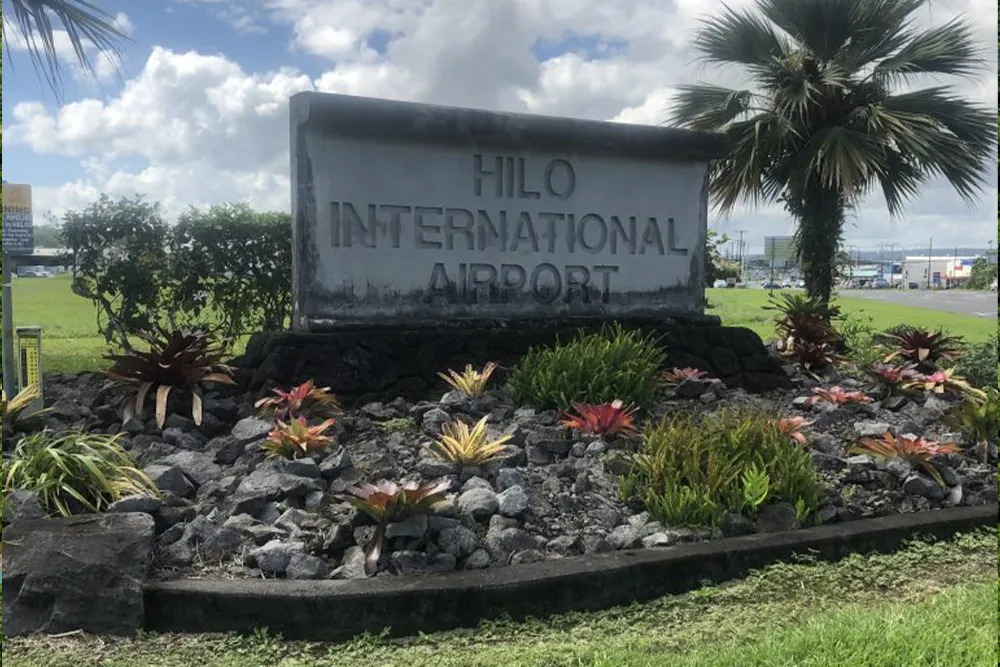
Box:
[561, 400, 639, 437]
[661, 367, 715, 385]
[850, 432, 960, 487]
[255, 379, 340, 421]
[806, 386, 874, 407]
[262, 416, 336, 459]
[342, 480, 451, 576]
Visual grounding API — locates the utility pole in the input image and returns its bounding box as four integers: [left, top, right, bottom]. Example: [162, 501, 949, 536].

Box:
[735, 230, 747, 283]
[927, 237, 933, 289]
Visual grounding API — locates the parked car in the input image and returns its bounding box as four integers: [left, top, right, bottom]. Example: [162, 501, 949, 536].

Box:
[871, 278, 890, 289]
[712, 279, 728, 288]
[991, 279, 997, 292]
[761, 280, 781, 289]
[17, 267, 52, 278]
[795, 279, 806, 288]
[907, 281, 920, 290]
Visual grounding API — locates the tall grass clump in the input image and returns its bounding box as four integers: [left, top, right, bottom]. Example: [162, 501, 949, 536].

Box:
[2, 431, 159, 516]
[952, 334, 997, 390]
[506, 323, 665, 411]
[621, 407, 821, 527]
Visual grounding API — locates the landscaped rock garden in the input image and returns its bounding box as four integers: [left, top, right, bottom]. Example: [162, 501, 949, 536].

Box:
[3, 320, 996, 589]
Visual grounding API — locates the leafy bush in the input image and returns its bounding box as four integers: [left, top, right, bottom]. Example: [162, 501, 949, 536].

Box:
[63, 197, 292, 348]
[105, 327, 235, 429]
[952, 335, 998, 389]
[2, 431, 159, 516]
[945, 390, 998, 463]
[836, 313, 883, 368]
[621, 407, 821, 528]
[506, 324, 665, 411]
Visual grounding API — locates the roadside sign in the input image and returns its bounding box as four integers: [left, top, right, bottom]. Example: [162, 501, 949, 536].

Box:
[2, 183, 35, 255]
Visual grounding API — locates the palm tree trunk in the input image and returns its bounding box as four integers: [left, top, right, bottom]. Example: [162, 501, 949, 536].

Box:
[796, 186, 846, 304]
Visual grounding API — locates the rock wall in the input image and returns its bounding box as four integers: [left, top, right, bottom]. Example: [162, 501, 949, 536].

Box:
[236, 320, 790, 404]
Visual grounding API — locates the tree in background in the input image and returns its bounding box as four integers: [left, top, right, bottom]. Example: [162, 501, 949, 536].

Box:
[965, 257, 997, 291]
[705, 230, 742, 285]
[670, 0, 995, 304]
[3, 0, 127, 94]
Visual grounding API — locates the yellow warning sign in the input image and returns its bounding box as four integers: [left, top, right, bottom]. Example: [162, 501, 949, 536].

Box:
[20, 334, 40, 389]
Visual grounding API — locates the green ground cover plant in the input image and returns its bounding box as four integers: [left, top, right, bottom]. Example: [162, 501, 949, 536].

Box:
[621, 407, 822, 527]
[506, 323, 665, 411]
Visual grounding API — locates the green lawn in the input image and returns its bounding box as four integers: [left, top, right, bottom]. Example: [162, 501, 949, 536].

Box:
[9, 276, 995, 374]
[2, 529, 995, 666]
[707, 288, 997, 343]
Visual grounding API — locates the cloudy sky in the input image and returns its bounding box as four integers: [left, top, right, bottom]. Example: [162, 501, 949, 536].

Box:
[3, 0, 997, 253]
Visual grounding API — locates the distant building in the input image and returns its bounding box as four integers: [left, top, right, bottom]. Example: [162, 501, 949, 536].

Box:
[901, 256, 976, 288]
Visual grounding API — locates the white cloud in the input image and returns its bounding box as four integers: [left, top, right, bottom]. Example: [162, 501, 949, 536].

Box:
[7, 0, 997, 252]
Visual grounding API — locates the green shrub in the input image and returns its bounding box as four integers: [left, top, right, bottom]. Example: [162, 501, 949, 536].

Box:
[2, 431, 159, 516]
[952, 335, 998, 389]
[506, 323, 665, 411]
[621, 407, 822, 528]
[836, 313, 883, 368]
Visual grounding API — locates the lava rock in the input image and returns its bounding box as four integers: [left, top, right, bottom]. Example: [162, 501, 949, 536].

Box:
[161, 451, 222, 486]
[438, 525, 479, 558]
[108, 495, 163, 515]
[162, 428, 204, 452]
[721, 512, 756, 537]
[854, 421, 892, 438]
[145, 465, 196, 499]
[606, 524, 642, 550]
[584, 440, 607, 457]
[495, 468, 528, 491]
[582, 535, 614, 554]
[209, 436, 245, 465]
[2, 513, 155, 636]
[391, 551, 457, 575]
[641, 532, 674, 548]
[248, 539, 306, 575]
[286, 553, 329, 580]
[755, 502, 799, 533]
[546, 534, 582, 556]
[2, 489, 47, 524]
[485, 527, 539, 561]
[385, 514, 429, 539]
[232, 417, 273, 445]
[463, 548, 492, 570]
[497, 485, 530, 518]
[457, 487, 499, 520]
[416, 458, 457, 478]
[902, 473, 945, 500]
[331, 546, 368, 579]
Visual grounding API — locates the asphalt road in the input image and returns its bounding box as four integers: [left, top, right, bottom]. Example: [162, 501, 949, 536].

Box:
[841, 289, 997, 319]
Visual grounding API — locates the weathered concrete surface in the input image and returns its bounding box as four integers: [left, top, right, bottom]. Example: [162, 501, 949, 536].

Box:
[289, 92, 730, 330]
[144, 504, 996, 641]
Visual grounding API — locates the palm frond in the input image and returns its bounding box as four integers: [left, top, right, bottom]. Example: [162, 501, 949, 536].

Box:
[693, 4, 790, 70]
[872, 19, 985, 81]
[670, 84, 757, 130]
[3, 0, 129, 95]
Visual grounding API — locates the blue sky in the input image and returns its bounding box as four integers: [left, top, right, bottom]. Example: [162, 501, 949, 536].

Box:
[2, 0, 996, 253]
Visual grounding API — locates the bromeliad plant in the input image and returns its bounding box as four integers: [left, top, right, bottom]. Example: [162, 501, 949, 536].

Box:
[767, 294, 841, 375]
[561, 400, 639, 438]
[880, 326, 963, 372]
[262, 416, 336, 459]
[850, 432, 960, 488]
[867, 363, 921, 397]
[342, 480, 451, 576]
[776, 417, 813, 446]
[902, 368, 984, 400]
[255, 380, 340, 421]
[661, 367, 718, 385]
[945, 389, 998, 463]
[438, 362, 499, 398]
[2, 430, 160, 517]
[806, 386, 874, 407]
[105, 327, 235, 429]
[433, 416, 514, 466]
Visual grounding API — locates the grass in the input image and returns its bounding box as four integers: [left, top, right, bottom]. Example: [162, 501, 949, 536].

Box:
[707, 288, 997, 343]
[2, 529, 996, 666]
[13, 277, 995, 375]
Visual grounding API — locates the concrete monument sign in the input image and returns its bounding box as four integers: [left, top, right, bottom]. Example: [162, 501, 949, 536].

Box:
[290, 92, 728, 329]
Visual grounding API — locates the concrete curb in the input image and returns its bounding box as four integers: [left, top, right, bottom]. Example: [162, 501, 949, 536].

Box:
[144, 504, 996, 641]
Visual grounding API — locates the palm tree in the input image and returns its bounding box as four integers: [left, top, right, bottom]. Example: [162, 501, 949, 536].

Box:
[2, 0, 127, 94]
[670, 0, 996, 303]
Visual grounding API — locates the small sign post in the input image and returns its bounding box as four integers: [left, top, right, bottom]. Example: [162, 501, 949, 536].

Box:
[2, 182, 36, 400]
[16, 327, 44, 416]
